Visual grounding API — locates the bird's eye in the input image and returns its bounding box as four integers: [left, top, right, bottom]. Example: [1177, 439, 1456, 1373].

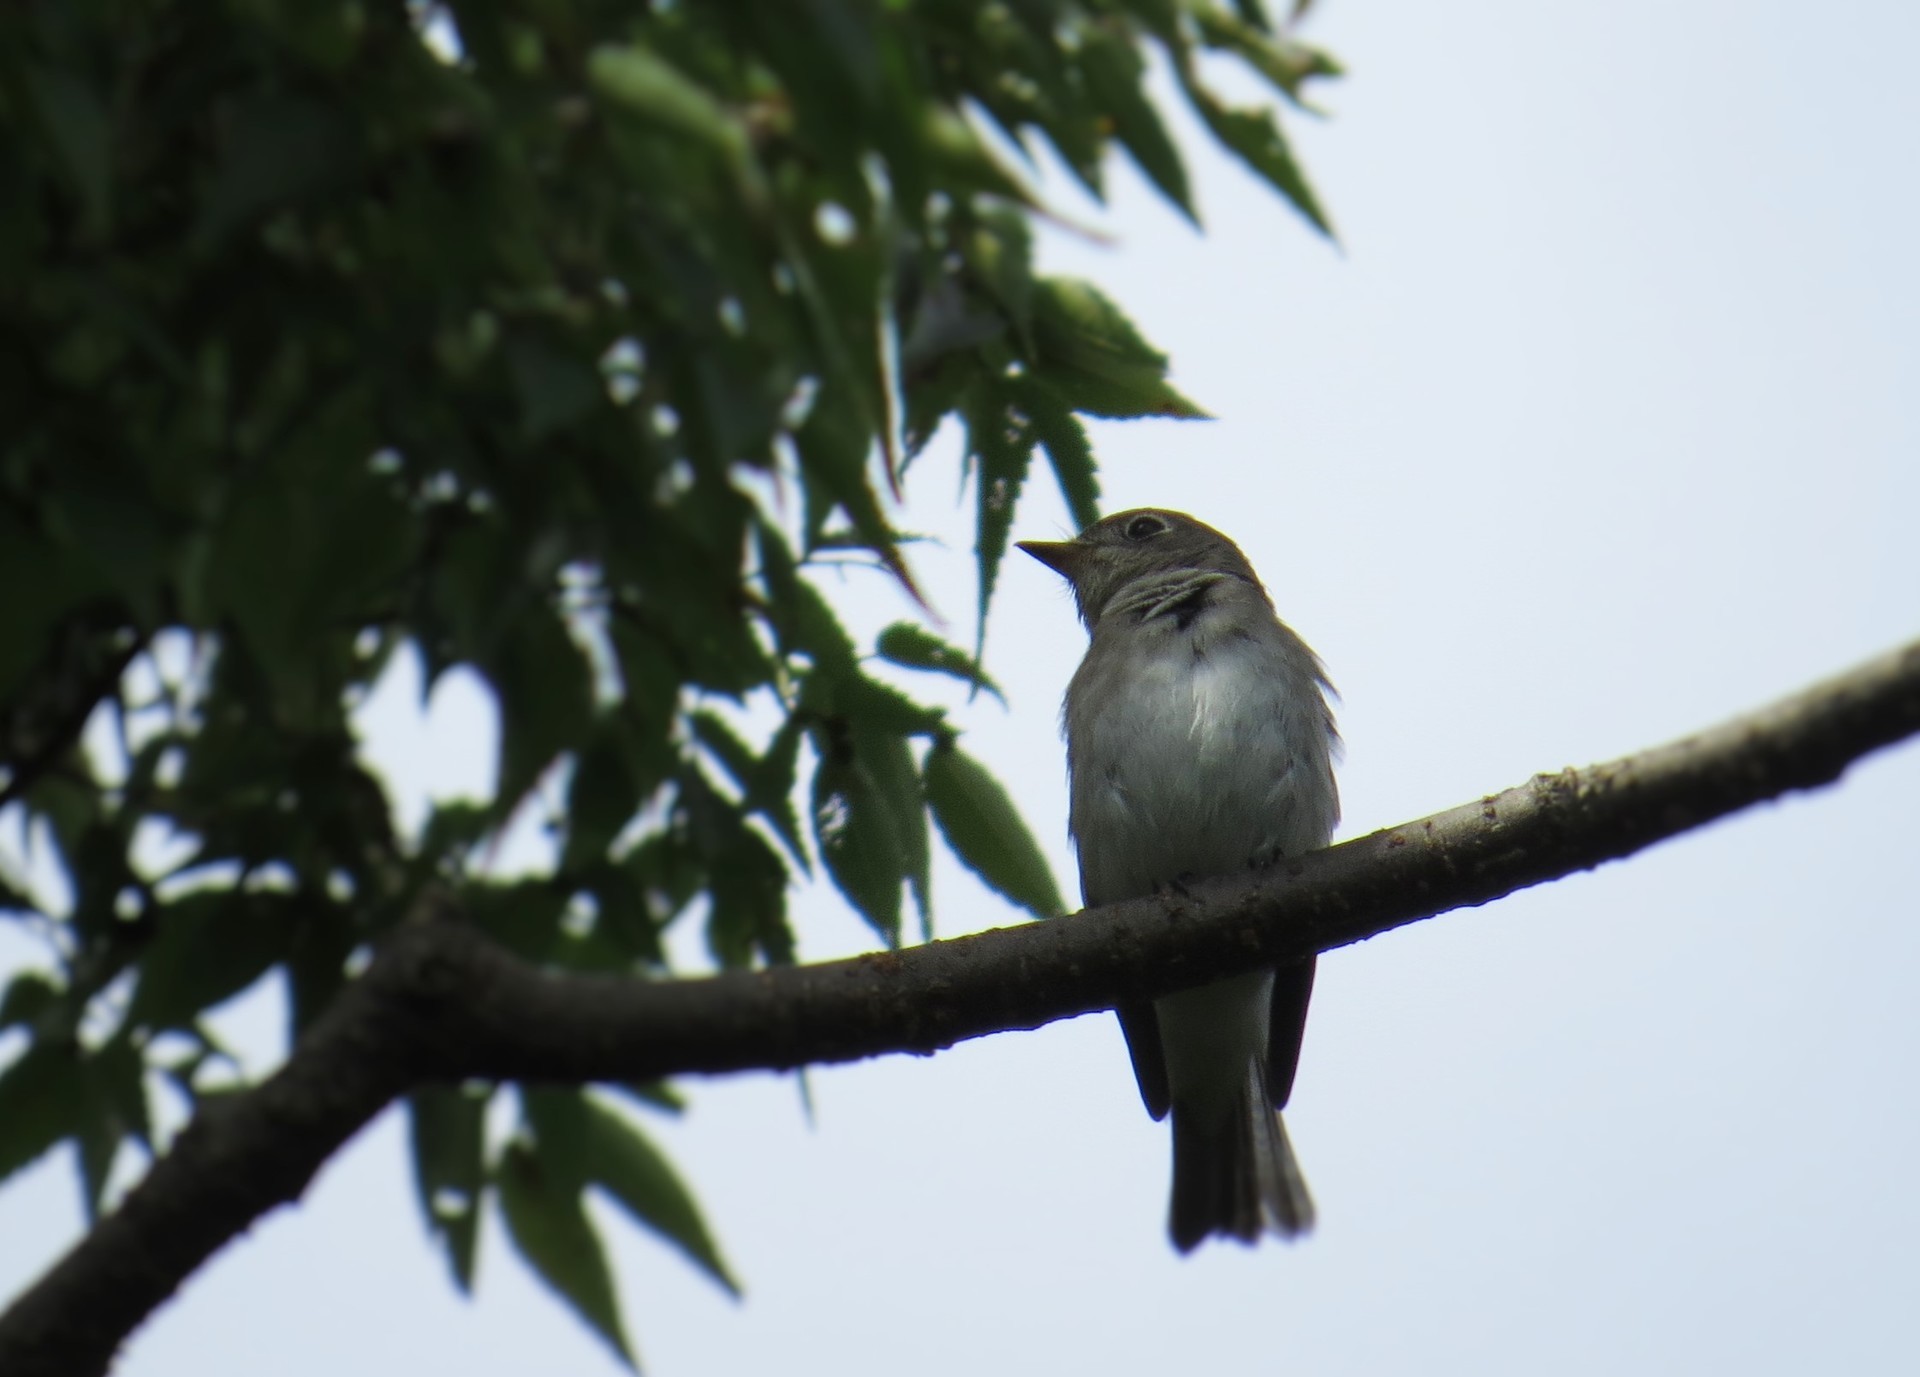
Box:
[1124, 514, 1167, 541]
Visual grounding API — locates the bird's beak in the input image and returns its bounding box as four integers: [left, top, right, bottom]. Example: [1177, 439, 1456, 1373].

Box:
[1016, 539, 1087, 578]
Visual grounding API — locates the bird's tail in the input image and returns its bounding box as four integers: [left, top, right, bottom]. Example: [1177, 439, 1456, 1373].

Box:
[1168, 1055, 1315, 1253]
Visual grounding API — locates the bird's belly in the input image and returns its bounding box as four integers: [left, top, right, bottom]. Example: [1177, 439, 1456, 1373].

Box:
[1072, 645, 1324, 902]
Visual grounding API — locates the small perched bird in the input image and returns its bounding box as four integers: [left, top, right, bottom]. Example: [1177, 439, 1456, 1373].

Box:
[1019, 508, 1340, 1252]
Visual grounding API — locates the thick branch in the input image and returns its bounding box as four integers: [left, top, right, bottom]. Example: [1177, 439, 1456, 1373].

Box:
[3, 639, 1918, 1376]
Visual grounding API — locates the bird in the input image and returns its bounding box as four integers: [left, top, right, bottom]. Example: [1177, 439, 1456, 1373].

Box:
[1018, 508, 1339, 1252]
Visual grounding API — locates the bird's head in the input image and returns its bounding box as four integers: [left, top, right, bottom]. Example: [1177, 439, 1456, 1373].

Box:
[1017, 508, 1265, 627]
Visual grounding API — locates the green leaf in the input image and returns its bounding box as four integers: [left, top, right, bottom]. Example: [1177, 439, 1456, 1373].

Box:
[409, 1086, 490, 1293]
[1175, 67, 1333, 237]
[588, 45, 750, 163]
[192, 93, 361, 249]
[1029, 277, 1208, 419]
[521, 1088, 735, 1293]
[488, 607, 595, 814]
[498, 1140, 635, 1370]
[563, 717, 654, 874]
[0, 972, 60, 1030]
[876, 623, 1003, 702]
[0, 1043, 84, 1187]
[1010, 376, 1101, 530]
[705, 815, 794, 967]
[1079, 26, 1195, 220]
[810, 733, 910, 945]
[1192, 6, 1345, 103]
[923, 743, 1066, 920]
[466, 881, 569, 963]
[963, 377, 1039, 642]
[576, 1095, 740, 1297]
[507, 334, 604, 441]
[127, 893, 293, 1032]
[75, 1037, 149, 1221]
[24, 66, 112, 236]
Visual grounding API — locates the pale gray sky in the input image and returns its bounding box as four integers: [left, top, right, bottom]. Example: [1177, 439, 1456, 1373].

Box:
[5, 1, 1918, 1373]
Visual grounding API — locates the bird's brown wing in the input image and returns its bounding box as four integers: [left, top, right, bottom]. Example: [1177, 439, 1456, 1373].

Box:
[1116, 1001, 1171, 1120]
[1265, 955, 1317, 1108]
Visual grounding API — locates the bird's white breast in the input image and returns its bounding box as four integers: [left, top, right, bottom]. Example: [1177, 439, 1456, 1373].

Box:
[1066, 610, 1335, 907]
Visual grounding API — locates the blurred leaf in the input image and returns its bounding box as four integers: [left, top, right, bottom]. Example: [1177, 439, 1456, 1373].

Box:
[0, 1043, 83, 1187]
[521, 1088, 736, 1295]
[577, 1095, 739, 1296]
[127, 893, 294, 1032]
[876, 623, 1003, 702]
[563, 717, 651, 874]
[588, 44, 750, 163]
[924, 743, 1066, 920]
[193, 93, 361, 249]
[810, 733, 910, 945]
[409, 1086, 490, 1293]
[1079, 26, 1195, 220]
[467, 881, 569, 964]
[498, 1140, 635, 1370]
[76, 1036, 148, 1220]
[0, 972, 61, 1030]
[23, 66, 112, 235]
[488, 608, 595, 814]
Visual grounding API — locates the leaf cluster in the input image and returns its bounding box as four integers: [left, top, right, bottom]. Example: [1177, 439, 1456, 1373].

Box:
[0, 0, 1335, 1362]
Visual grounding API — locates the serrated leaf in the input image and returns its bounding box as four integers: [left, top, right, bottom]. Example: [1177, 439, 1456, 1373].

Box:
[498, 1140, 635, 1370]
[858, 724, 931, 940]
[1193, 6, 1344, 103]
[1028, 277, 1208, 419]
[1011, 376, 1101, 529]
[1079, 26, 1195, 220]
[810, 737, 909, 945]
[1175, 68, 1333, 237]
[964, 377, 1039, 643]
[409, 1086, 490, 1293]
[577, 1096, 740, 1297]
[876, 623, 1003, 702]
[924, 743, 1065, 920]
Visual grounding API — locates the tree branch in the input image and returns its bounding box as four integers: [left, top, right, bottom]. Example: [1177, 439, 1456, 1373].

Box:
[4, 638, 1918, 1376]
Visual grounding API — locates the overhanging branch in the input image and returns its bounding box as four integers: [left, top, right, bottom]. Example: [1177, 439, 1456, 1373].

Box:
[3, 638, 1918, 1377]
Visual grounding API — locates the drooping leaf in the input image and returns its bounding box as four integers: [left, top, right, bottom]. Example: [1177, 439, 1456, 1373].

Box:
[1011, 375, 1102, 531]
[964, 377, 1039, 643]
[923, 742, 1066, 921]
[521, 1088, 736, 1293]
[1078, 26, 1196, 220]
[409, 1085, 491, 1293]
[576, 1095, 740, 1297]
[810, 733, 910, 945]
[498, 1140, 635, 1370]
[1174, 65, 1334, 238]
[876, 623, 1003, 702]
